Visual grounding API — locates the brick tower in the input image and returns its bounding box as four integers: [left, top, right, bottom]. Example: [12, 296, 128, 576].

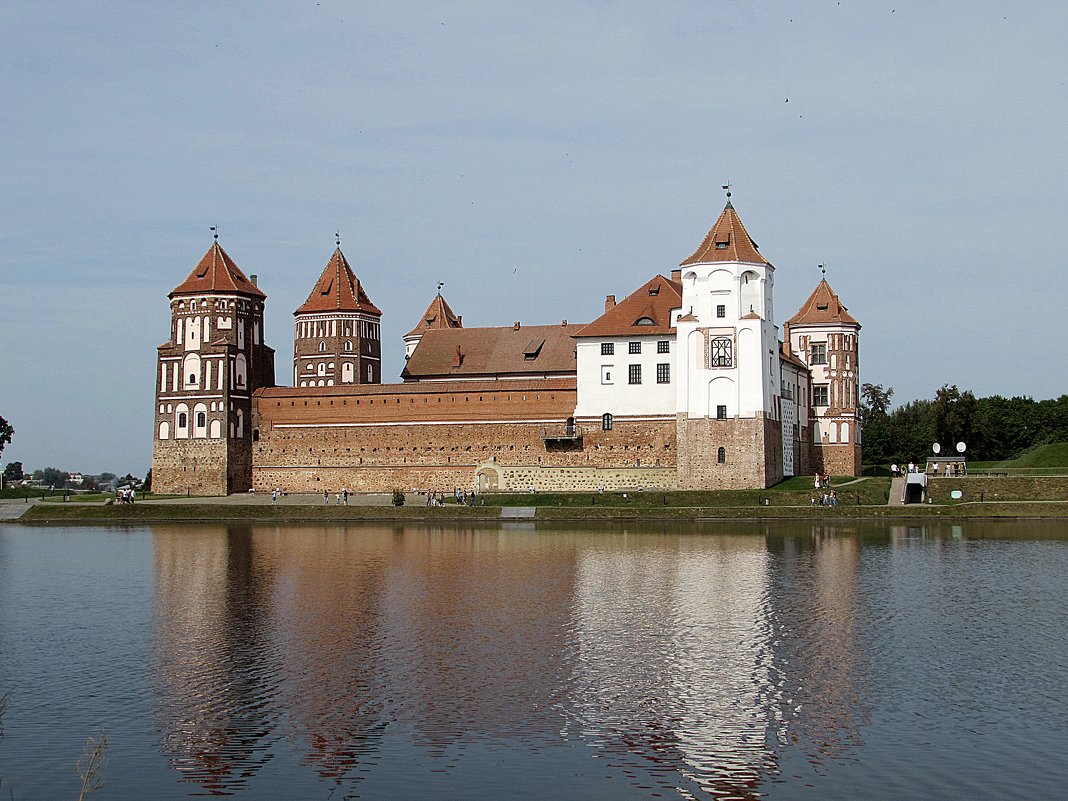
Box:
[674, 201, 784, 489]
[152, 239, 275, 495]
[787, 278, 861, 475]
[293, 244, 382, 386]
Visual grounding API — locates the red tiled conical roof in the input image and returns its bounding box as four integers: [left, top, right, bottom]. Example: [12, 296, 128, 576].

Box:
[405, 293, 462, 338]
[787, 278, 859, 327]
[680, 202, 767, 267]
[295, 248, 381, 316]
[170, 241, 265, 299]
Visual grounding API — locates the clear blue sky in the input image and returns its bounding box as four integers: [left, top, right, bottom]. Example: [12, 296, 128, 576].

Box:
[1, 1, 1065, 475]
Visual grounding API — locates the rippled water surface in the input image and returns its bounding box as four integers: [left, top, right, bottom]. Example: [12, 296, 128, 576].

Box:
[1, 520, 1066, 800]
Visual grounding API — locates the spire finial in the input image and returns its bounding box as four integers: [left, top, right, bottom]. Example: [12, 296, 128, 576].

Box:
[210, 225, 219, 242]
[721, 182, 732, 200]
[819, 263, 826, 276]
[437, 281, 444, 295]
[335, 230, 341, 248]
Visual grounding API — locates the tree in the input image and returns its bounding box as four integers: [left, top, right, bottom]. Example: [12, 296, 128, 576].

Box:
[33, 467, 69, 488]
[0, 416, 12, 461]
[142, 469, 152, 492]
[859, 383, 894, 427]
[930, 384, 978, 454]
[3, 462, 23, 482]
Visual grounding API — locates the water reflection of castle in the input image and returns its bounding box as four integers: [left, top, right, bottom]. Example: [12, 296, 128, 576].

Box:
[151, 525, 868, 797]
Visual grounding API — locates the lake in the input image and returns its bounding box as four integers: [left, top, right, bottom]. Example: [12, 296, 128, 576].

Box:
[1, 520, 1066, 800]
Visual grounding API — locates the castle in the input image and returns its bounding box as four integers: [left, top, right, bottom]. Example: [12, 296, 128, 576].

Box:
[152, 201, 861, 495]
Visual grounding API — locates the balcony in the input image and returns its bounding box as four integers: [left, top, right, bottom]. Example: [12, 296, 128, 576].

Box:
[541, 422, 583, 446]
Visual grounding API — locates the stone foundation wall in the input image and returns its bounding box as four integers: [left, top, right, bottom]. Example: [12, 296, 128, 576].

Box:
[675, 413, 783, 490]
[250, 417, 677, 494]
[813, 443, 861, 476]
[152, 439, 233, 496]
[487, 464, 677, 493]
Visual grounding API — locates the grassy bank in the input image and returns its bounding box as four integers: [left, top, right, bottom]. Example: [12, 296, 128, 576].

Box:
[19, 498, 1068, 525]
[484, 475, 891, 508]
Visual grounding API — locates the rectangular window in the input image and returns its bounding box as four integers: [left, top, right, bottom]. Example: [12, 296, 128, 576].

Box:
[716, 305, 726, 318]
[717, 405, 727, 420]
[810, 343, 827, 365]
[813, 384, 829, 407]
[629, 364, 642, 384]
[629, 341, 641, 355]
[601, 366, 613, 384]
[601, 342, 614, 356]
[656, 363, 670, 383]
[657, 340, 670, 354]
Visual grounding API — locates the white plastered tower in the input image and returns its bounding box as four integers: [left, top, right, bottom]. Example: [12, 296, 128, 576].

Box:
[674, 201, 784, 489]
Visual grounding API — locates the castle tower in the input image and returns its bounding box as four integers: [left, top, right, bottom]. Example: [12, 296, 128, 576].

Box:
[787, 278, 861, 475]
[152, 240, 276, 495]
[293, 247, 382, 386]
[674, 201, 784, 489]
[403, 292, 462, 359]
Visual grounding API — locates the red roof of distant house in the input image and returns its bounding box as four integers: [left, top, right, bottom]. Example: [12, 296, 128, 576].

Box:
[787, 278, 859, 327]
[170, 241, 265, 299]
[574, 275, 682, 338]
[680, 202, 768, 267]
[295, 248, 381, 316]
[405, 293, 462, 338]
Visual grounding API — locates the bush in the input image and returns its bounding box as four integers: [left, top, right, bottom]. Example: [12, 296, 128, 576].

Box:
[391, 488, 405, 506]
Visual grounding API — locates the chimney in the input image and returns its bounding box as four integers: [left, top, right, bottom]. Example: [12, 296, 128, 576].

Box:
[783, 322, 792, 356]
[453, 345, 463, 368]
[457, 315, 462, 326]
[671, 269, 681, 283]
[250, 274, 258, 287]
[561, 319, 567, 327]
[605, 295, 616, 313]
[513, 321, 521, 330]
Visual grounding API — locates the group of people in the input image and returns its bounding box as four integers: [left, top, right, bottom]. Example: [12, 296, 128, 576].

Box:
[319, 488, 349, 505]
[813, 472, 831, 490]
[811, 490, 839, 507]
[115, 488, 136, 504]
[890, 463, 918, 477]
[424, 488, 479, 506]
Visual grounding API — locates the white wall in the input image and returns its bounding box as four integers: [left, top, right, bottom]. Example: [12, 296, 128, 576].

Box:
[574, 335, 677, 418]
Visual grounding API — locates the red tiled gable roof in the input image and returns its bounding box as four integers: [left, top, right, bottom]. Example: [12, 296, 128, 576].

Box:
[170, 242, 265, 299]
[295, 248, 381, 316]
[574, 275, 682, 338]
[680, 202, 768, 267]
[780, 342, 809, 370]
[787, 278, 859, 327]
[405, 294, 462, 338]
[402, 323, 581, 380]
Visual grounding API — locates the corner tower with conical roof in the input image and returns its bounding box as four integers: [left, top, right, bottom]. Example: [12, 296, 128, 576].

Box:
[293, 247, 382, 386]
[674, 201, 784, 489]
[787, 277, 861, 475]
[403, 292, 462, 359]
[152, 240, 276, 495]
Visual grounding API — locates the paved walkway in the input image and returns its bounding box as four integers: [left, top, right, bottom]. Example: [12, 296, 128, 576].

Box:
[0, 498, 41, 521]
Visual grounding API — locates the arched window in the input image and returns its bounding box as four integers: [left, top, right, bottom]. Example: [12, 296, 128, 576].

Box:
[344, 340, 353, 352]
[178, 413, 187, 428]
[717, 447, 726, 464]
[602, 413, 613, 431]
[634, 317, 655, 326]
[196, 412, 206, 427]
[366, 364, 373, 382]
[342, 363, 354, 383]
[158, 421, 170, 440]
[319, 341, 327, 352]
